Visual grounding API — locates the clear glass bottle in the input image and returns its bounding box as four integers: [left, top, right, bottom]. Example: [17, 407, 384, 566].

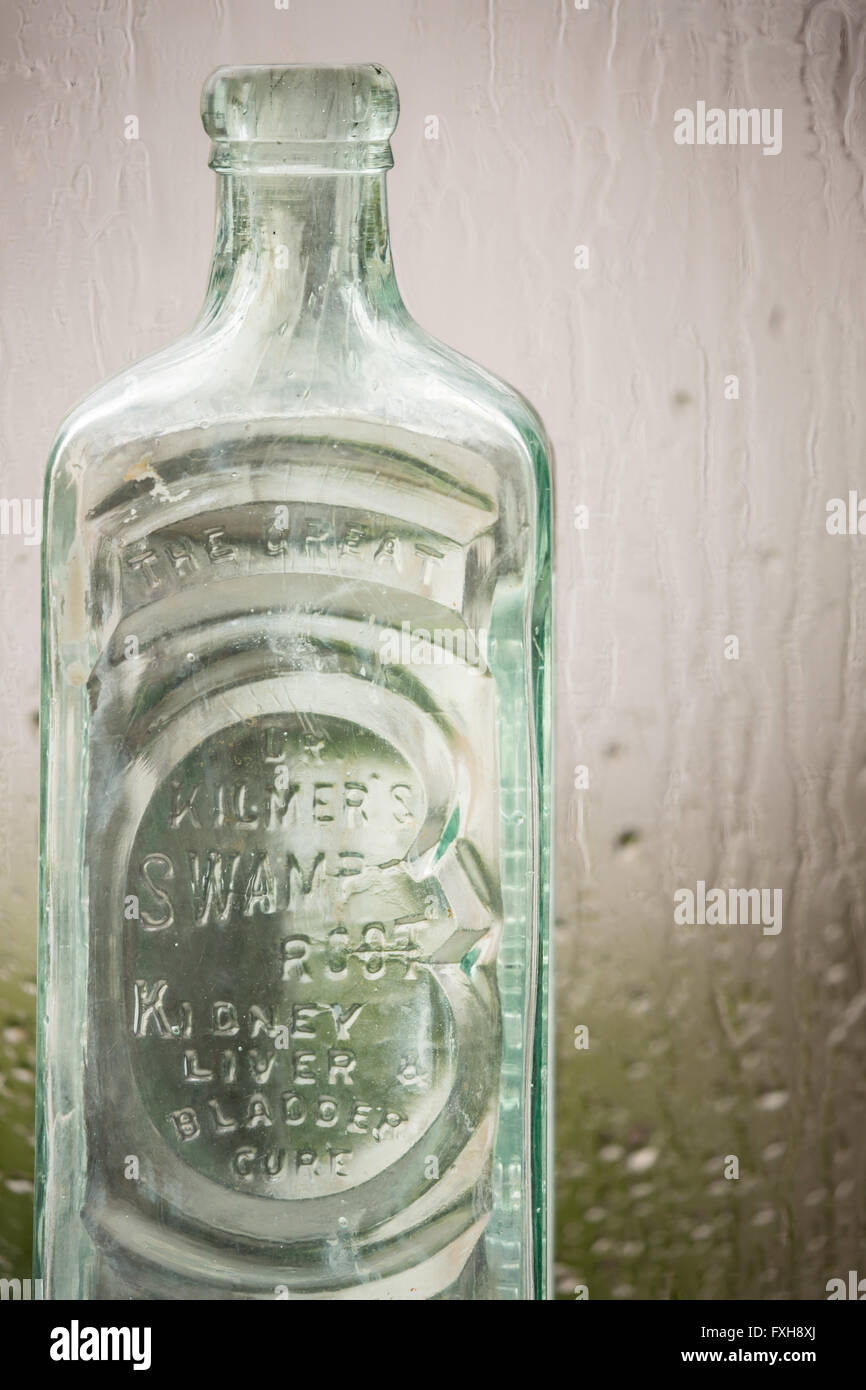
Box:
[37, 64, 553, 1301]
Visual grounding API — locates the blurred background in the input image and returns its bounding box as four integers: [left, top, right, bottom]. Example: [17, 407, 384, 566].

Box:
[2, 0, 866, 1299]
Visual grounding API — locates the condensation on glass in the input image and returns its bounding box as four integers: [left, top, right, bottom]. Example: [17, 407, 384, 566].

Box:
[36, 65, 553, 1300]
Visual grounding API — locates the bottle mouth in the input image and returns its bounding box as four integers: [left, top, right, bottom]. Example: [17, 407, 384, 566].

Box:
[202, 64, 399, 173]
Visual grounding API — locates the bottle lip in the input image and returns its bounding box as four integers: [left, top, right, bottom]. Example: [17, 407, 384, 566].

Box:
[201, 64, 400, 158]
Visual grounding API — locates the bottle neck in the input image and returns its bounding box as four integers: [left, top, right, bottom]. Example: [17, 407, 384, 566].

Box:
[199, 167, 405, 343]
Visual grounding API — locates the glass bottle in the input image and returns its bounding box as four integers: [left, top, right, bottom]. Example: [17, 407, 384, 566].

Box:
[37, 64, 553, 1301]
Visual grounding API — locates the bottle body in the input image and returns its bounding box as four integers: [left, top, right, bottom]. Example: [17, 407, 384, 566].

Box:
[36, 67, 552, 1300]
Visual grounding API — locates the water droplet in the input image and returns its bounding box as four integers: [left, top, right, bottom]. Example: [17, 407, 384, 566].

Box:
[626, 1146, 659, 1174]
[751, 1208, 776, 1227]
[630, 1182, 654, 1199]
[615, 828, 640, 851]
[4, 1177, 33, 1196]
[755, 1090, 789, 1112]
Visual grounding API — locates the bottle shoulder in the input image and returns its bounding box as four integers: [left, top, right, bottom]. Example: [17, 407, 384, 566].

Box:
[397, 322, 552, 459]
[45, 314, 552, 523]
